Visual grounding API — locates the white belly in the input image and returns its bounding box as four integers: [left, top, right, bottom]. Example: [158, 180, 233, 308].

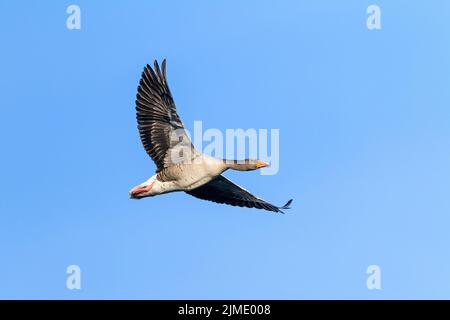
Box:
[167, 156, 225, 191]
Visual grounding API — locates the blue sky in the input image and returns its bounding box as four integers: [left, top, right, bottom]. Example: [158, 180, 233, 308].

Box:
[1, 0, 450, 299]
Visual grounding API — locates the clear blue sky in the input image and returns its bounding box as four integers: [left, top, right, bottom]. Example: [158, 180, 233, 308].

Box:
[1, 0, 450, 299]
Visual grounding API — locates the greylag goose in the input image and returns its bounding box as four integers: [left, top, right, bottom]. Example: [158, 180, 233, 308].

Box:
[129, 59, 293, 213]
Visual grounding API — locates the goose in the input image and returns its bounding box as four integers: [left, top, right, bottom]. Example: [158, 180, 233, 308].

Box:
[129, 59, 293, 213]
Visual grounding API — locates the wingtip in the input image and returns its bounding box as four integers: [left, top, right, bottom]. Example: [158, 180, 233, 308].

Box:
[274, 199, 293, 214]
[153, 58, 167, 68]
[281, 199, 293, 209]
[162, 59, 167, 76]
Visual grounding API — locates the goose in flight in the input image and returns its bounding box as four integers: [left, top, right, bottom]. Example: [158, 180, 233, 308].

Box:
[129, 59, 293, 213]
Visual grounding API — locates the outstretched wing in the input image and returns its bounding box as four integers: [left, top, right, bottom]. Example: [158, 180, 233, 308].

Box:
[135, 59, 197, 172]
[186, 175, 293, 213]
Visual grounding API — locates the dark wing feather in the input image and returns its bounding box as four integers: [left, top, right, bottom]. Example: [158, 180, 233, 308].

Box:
[136, 59, 197, 172]
[186, 175, 293, 213]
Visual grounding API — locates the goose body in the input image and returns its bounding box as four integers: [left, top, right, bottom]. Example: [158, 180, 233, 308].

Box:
[129, 60, 293, 213]
[144, 155, 225, 194]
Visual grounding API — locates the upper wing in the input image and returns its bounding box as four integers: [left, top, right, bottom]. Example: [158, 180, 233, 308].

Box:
[135, 59, 197, 172]
[186, 175, 293, 213]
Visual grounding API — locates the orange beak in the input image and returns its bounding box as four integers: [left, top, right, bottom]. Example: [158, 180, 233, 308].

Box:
[256, 160, 269, 168]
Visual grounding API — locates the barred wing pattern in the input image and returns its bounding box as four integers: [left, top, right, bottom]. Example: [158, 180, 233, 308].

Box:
[135, 59, 197, 172]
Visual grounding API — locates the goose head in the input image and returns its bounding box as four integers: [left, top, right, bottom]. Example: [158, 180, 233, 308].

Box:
[129, 175, 157, 199]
